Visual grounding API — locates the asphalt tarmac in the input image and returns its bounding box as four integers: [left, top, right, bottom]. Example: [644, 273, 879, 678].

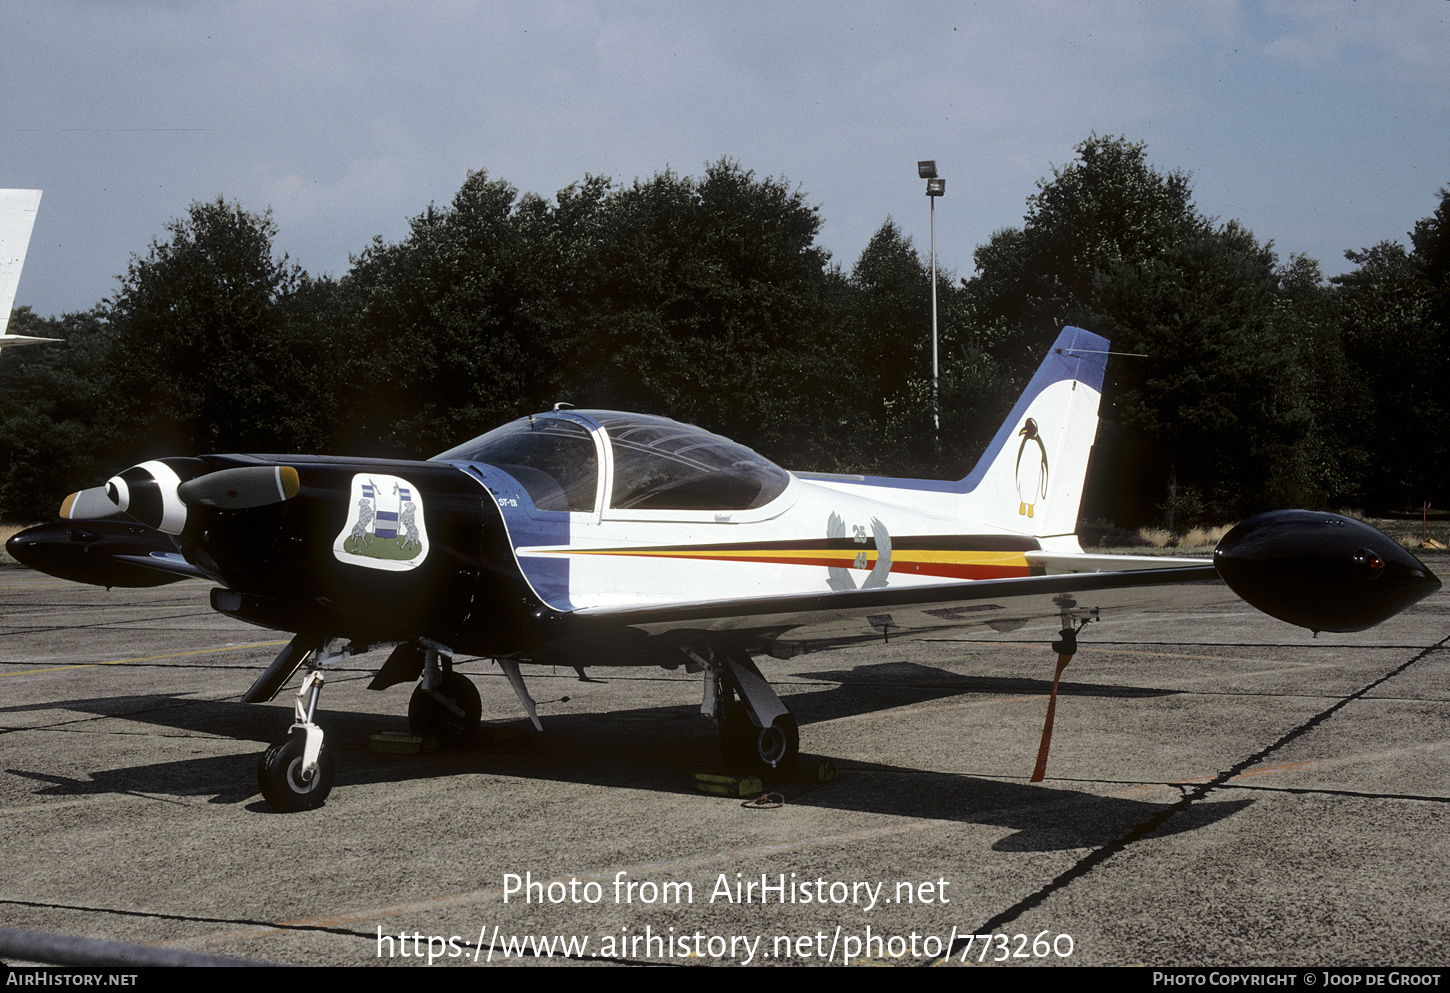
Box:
[1, 560, 1446, 968]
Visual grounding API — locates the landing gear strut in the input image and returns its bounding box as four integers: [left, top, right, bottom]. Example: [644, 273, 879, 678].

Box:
[697, 647, 799, 778]
[251, 636, 483, 811]
[407, 641, 481, 746]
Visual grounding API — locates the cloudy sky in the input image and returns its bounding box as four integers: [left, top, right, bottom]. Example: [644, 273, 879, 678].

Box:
[3, 1, 1447, 318]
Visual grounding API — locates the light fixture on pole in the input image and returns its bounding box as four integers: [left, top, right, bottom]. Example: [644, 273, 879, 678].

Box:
[917, 161, 945, 454]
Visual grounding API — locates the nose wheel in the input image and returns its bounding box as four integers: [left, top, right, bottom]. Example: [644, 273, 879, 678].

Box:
[258, 729, 336, 812]
[256, 642, 343, 812]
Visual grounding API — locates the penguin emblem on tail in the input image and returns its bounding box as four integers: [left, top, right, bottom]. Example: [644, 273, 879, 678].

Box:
[1015, 418, 1049, 517]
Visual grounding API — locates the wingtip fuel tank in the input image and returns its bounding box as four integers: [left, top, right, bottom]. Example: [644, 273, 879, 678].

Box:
[1214, 510, 1440, 632]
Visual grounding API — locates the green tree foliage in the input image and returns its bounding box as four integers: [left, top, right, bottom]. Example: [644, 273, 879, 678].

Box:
[1332, 237, 1446, 509]
[550, 160, 846, 458]
[965, 135, 1371, 525]
[1271, 254, 1367, 506]
[0, 308, 118, 520]
[848, 220, 932, 441]
[1090, 223, 1318, 523]
[4, 153, 1445, 526]
[330, 161, 857, 463]
[1405, 188, 1450, 506]
[104, 197, 321, 459]
[967, 134, 1201, 380]
[1409, 186, 1450, 323]
[841, 219, 1007, 476]
[337, 171, 551, 457]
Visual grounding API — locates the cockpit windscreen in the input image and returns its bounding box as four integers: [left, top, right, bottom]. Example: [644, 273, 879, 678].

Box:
[434, 418, 599, 512]
[436, 411, 790, 514]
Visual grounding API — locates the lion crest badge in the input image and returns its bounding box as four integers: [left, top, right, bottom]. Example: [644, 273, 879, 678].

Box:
[332, 474, 428, 571]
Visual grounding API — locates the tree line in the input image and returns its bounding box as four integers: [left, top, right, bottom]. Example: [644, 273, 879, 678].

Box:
[2, 138, 1446, 527]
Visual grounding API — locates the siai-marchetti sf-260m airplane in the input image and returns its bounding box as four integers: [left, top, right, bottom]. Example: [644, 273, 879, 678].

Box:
[8, 327, 1441, 811]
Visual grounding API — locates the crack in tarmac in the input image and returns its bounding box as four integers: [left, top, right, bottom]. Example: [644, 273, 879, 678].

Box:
[0, 896, 374, 941]
[938, 631, 1450, 964]
[1210, 784, 1450, 803]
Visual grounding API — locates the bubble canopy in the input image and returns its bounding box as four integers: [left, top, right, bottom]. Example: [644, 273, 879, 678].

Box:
[434, 411, 791, 514]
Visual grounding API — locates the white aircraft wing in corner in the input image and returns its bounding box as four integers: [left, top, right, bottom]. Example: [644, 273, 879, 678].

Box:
[0, 189, 60, 348]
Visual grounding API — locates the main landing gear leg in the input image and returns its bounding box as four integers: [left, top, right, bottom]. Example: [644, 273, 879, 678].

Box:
[258, 641, 350, 811]
[408, 641, 482, 746]
[696, 647, 799, 778]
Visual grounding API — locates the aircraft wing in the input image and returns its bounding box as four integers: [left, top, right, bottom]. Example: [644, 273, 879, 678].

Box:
[544, 506, 1442, 663]
[561, 559, 1219, 659]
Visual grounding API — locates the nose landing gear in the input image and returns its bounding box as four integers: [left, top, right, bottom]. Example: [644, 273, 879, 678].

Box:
[257, 647, 346, 812]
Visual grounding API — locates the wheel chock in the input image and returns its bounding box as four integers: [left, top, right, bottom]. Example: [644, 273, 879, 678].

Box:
[369, 732, 438, 754]
[369, 725, 511, 754]
[693, 758, 837, 795]
[693, 772, 766, 797]
[794, 755, 839, 784]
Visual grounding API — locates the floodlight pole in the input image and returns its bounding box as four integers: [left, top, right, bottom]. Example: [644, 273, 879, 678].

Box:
[918, 162, 944, 455]
[929, 190, 939, 454]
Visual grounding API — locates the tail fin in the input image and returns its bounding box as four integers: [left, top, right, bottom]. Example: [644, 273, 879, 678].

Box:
[961, 326, 1108, 538]
[0, 189, 57, 348]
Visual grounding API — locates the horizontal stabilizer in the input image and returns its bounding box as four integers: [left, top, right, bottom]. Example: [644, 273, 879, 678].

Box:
[0, 333, 64, 348]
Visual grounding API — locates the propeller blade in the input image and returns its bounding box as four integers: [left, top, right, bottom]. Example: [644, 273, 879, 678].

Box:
[177, 466, 300, 510]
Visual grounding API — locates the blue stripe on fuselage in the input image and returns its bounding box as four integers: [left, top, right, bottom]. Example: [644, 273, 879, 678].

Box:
[445, 461, 577, 609]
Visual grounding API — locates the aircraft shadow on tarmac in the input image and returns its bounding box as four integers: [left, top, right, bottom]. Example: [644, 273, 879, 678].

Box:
[791, 659, 1180, 702]
[4, 661, 1251, 849]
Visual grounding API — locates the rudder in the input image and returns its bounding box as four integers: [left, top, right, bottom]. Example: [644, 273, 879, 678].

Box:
[959, 326, 1109, 538]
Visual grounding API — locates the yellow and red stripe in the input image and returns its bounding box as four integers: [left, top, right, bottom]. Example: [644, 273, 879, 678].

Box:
[532, 537, 1043, 581]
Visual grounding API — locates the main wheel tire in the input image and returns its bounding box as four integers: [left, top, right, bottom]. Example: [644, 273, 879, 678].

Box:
[408, 671, 482, 746]
[720, 696, 799, 777]
[755, 714, 799, 774]
[258, 733, 335, 812]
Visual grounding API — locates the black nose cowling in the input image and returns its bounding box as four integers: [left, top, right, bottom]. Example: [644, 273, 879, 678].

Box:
[1214, 510, 1441, 632]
